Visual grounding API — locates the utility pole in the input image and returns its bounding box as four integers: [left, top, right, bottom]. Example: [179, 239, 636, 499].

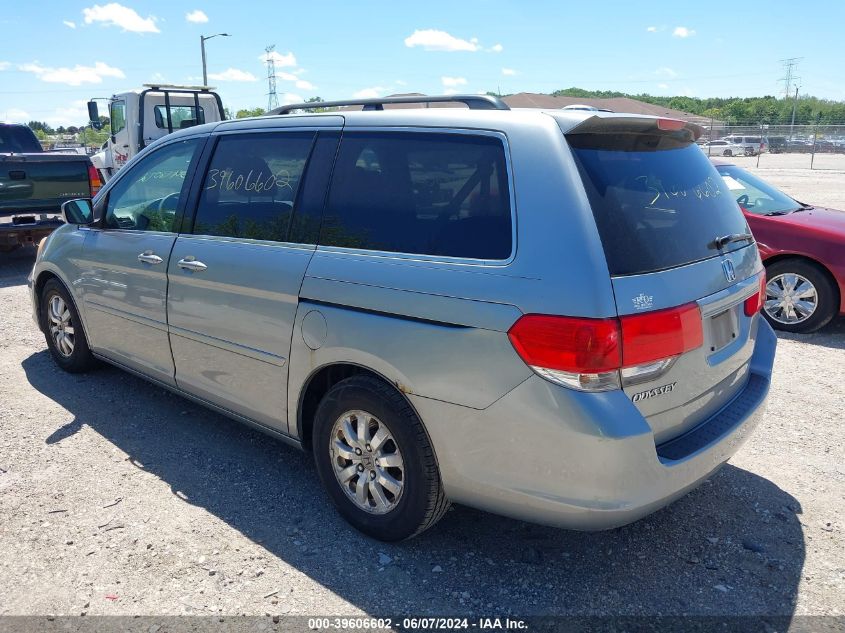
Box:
[789, 84, 800, 141]
[265, 45, 279, 111]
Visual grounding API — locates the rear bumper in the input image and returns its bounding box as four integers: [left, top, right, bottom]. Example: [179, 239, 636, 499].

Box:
[0, 218, 63, 247]
[412, 318, 777, 530]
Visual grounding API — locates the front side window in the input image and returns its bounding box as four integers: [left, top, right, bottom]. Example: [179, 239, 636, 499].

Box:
[716, 165, 802, 215]
[110, 100, 126, 135]
[320, 132, 512, 259]
[154, 105, 205, 130]
[105, 139, 201, 232]
[193, 132, 315, 241]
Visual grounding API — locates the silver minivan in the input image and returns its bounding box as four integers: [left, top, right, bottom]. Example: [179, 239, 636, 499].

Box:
[30, 95, 776, 541]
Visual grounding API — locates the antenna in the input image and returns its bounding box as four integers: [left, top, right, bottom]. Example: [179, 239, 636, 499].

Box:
[265, 45, 279, 111]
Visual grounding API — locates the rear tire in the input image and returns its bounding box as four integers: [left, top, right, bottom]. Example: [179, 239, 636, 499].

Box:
[40, 278, 98, 373]
[312, 375, 449, 541]
[763, 259, 839, 333]
[723, 149, 732, 156]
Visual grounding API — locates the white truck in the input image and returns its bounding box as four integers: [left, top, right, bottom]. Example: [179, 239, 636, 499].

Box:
[88, 84, 225, 181]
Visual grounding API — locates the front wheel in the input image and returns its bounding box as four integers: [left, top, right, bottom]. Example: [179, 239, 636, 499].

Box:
[312, 375, 449, 541]
[723, 149, 733, 156]
[763, 260, 839, 333]
[40, 278, 98, 372]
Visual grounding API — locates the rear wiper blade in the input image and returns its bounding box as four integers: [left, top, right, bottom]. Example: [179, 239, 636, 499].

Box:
[710, 232, 755, 249]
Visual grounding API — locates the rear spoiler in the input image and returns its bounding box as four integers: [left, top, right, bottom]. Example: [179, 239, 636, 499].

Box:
[567, 115, 704, 142]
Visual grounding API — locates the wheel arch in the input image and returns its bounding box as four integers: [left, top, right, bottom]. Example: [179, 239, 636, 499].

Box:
[34, 270, 88, 336]
[295, 362, 433, 456]
[763, 253, 843, 313]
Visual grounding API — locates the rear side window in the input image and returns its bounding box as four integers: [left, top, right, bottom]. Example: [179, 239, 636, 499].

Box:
[154, 105, 205, 130]
[193, 132, 315, 242]
[570, 134, 750, 276]
[320, 132, 512, 259]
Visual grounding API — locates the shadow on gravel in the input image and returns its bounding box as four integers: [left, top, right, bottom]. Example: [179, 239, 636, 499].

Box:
[775, 317, 845, 350]
[23, 350, 805, 618]
[0, 246, 35, 290]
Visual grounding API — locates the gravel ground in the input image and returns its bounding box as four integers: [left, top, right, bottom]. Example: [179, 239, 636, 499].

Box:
[0, 169, 843, 619]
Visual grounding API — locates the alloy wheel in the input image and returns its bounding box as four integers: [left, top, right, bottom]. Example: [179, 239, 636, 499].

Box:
[329, 409, 405, 514]
[48, 295, 75, 357]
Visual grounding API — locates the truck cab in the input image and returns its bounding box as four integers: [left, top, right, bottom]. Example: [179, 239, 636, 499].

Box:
[90, 84, 225, 181]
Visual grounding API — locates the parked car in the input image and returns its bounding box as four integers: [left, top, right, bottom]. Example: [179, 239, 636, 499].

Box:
[31, 96, 776, 541]
[714, 160, 845, 332]
[767, 136, 787, 154]
[0, 123, 101, 253]
[701, 138, 749, 157]
[723, 135, 766, 156]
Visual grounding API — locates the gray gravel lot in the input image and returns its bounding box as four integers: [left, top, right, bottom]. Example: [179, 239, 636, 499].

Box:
[0, 170, 843, 618]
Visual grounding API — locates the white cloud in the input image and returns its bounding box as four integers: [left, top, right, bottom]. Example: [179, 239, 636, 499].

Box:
[0, 61, 10, 71]
[404, 29, 479, 52]
[63, 20, 77, 28]
[443, 88, 459, 96]
[2, 108, 31, 123]
[185, 9, 208, 23]
[295, 79, 315, 90]
[489, 43, 503, 53]
[19, 61, 125, 86]
[654, 66, 678, 78]
[646, 25, 658, 32]
[501, 67, 517, 76]
[259, 51, 297, 67]
[274, 71, 315, 90]
[395, 79, 407, 86]
[441, 76, 467, 88]
[279, 93, 304, 106]
[208, 68, 257, 82]
[672, 26, 695, 38]
[82, 3, 159, 33]
[657, 83, 670, 90]
[353, 87, 388, 99]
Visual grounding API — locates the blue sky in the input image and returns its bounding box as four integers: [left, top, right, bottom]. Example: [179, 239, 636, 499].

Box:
[2, 0, 844, 126]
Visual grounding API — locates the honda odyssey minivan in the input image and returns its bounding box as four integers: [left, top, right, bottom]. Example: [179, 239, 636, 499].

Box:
[30, 95, 776, 541]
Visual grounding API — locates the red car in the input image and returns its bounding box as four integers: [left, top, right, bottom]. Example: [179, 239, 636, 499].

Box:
[713, 160, 845, 333]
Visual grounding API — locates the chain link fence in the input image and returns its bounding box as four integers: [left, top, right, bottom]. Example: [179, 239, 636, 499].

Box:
[698, 123, 845, 170]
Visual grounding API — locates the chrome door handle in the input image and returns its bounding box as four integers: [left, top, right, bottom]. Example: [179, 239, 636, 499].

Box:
[137, 251, 163, 265]
[177, 257, 208, 272]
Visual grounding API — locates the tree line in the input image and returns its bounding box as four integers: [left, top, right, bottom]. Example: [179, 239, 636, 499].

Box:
[550, 88, 845, 125]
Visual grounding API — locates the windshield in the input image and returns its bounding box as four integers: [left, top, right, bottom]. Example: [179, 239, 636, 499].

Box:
[571, 138, 750, 276]
[715, 164, 801, 215]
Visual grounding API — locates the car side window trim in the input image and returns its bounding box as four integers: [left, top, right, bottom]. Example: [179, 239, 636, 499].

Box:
[96, 136, 208, 233]
[315, 127, 517, 266]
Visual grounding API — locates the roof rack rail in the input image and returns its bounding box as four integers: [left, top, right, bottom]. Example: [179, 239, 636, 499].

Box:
[270, 94, 510, 115]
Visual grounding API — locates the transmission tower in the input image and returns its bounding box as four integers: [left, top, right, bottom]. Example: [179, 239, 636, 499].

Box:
[779, 57, 802, 99]
[265, 44, 279, 111]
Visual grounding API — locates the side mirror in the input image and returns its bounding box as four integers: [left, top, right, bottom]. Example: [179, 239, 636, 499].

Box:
[87, 101, 100, 129]
[61, 199, 95, 225]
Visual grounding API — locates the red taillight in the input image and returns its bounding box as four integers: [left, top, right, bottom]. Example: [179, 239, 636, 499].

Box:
[744, 274, 766, 316]
[507, 315, 620, 374]
[88, 165, 102, 197]
[657, 118, 685, 131]
[620, 303, 703, 367]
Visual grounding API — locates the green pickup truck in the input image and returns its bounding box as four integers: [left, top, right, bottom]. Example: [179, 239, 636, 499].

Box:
[0, 123, 100, 252]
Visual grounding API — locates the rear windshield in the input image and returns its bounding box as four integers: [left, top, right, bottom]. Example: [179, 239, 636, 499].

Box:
[570, 135, 750, 276]
[0, 125, 42, 153]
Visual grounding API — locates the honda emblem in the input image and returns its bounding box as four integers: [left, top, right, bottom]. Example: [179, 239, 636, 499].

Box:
[722, 260, 736, 282]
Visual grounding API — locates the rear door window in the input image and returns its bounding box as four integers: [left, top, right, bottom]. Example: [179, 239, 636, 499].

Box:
[320, 132, 512, 260]
[192, 132, 315, 242]
[570, 134, 750, 276]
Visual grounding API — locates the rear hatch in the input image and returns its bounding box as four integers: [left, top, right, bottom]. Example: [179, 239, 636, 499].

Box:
[564, 115, 765, 444]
